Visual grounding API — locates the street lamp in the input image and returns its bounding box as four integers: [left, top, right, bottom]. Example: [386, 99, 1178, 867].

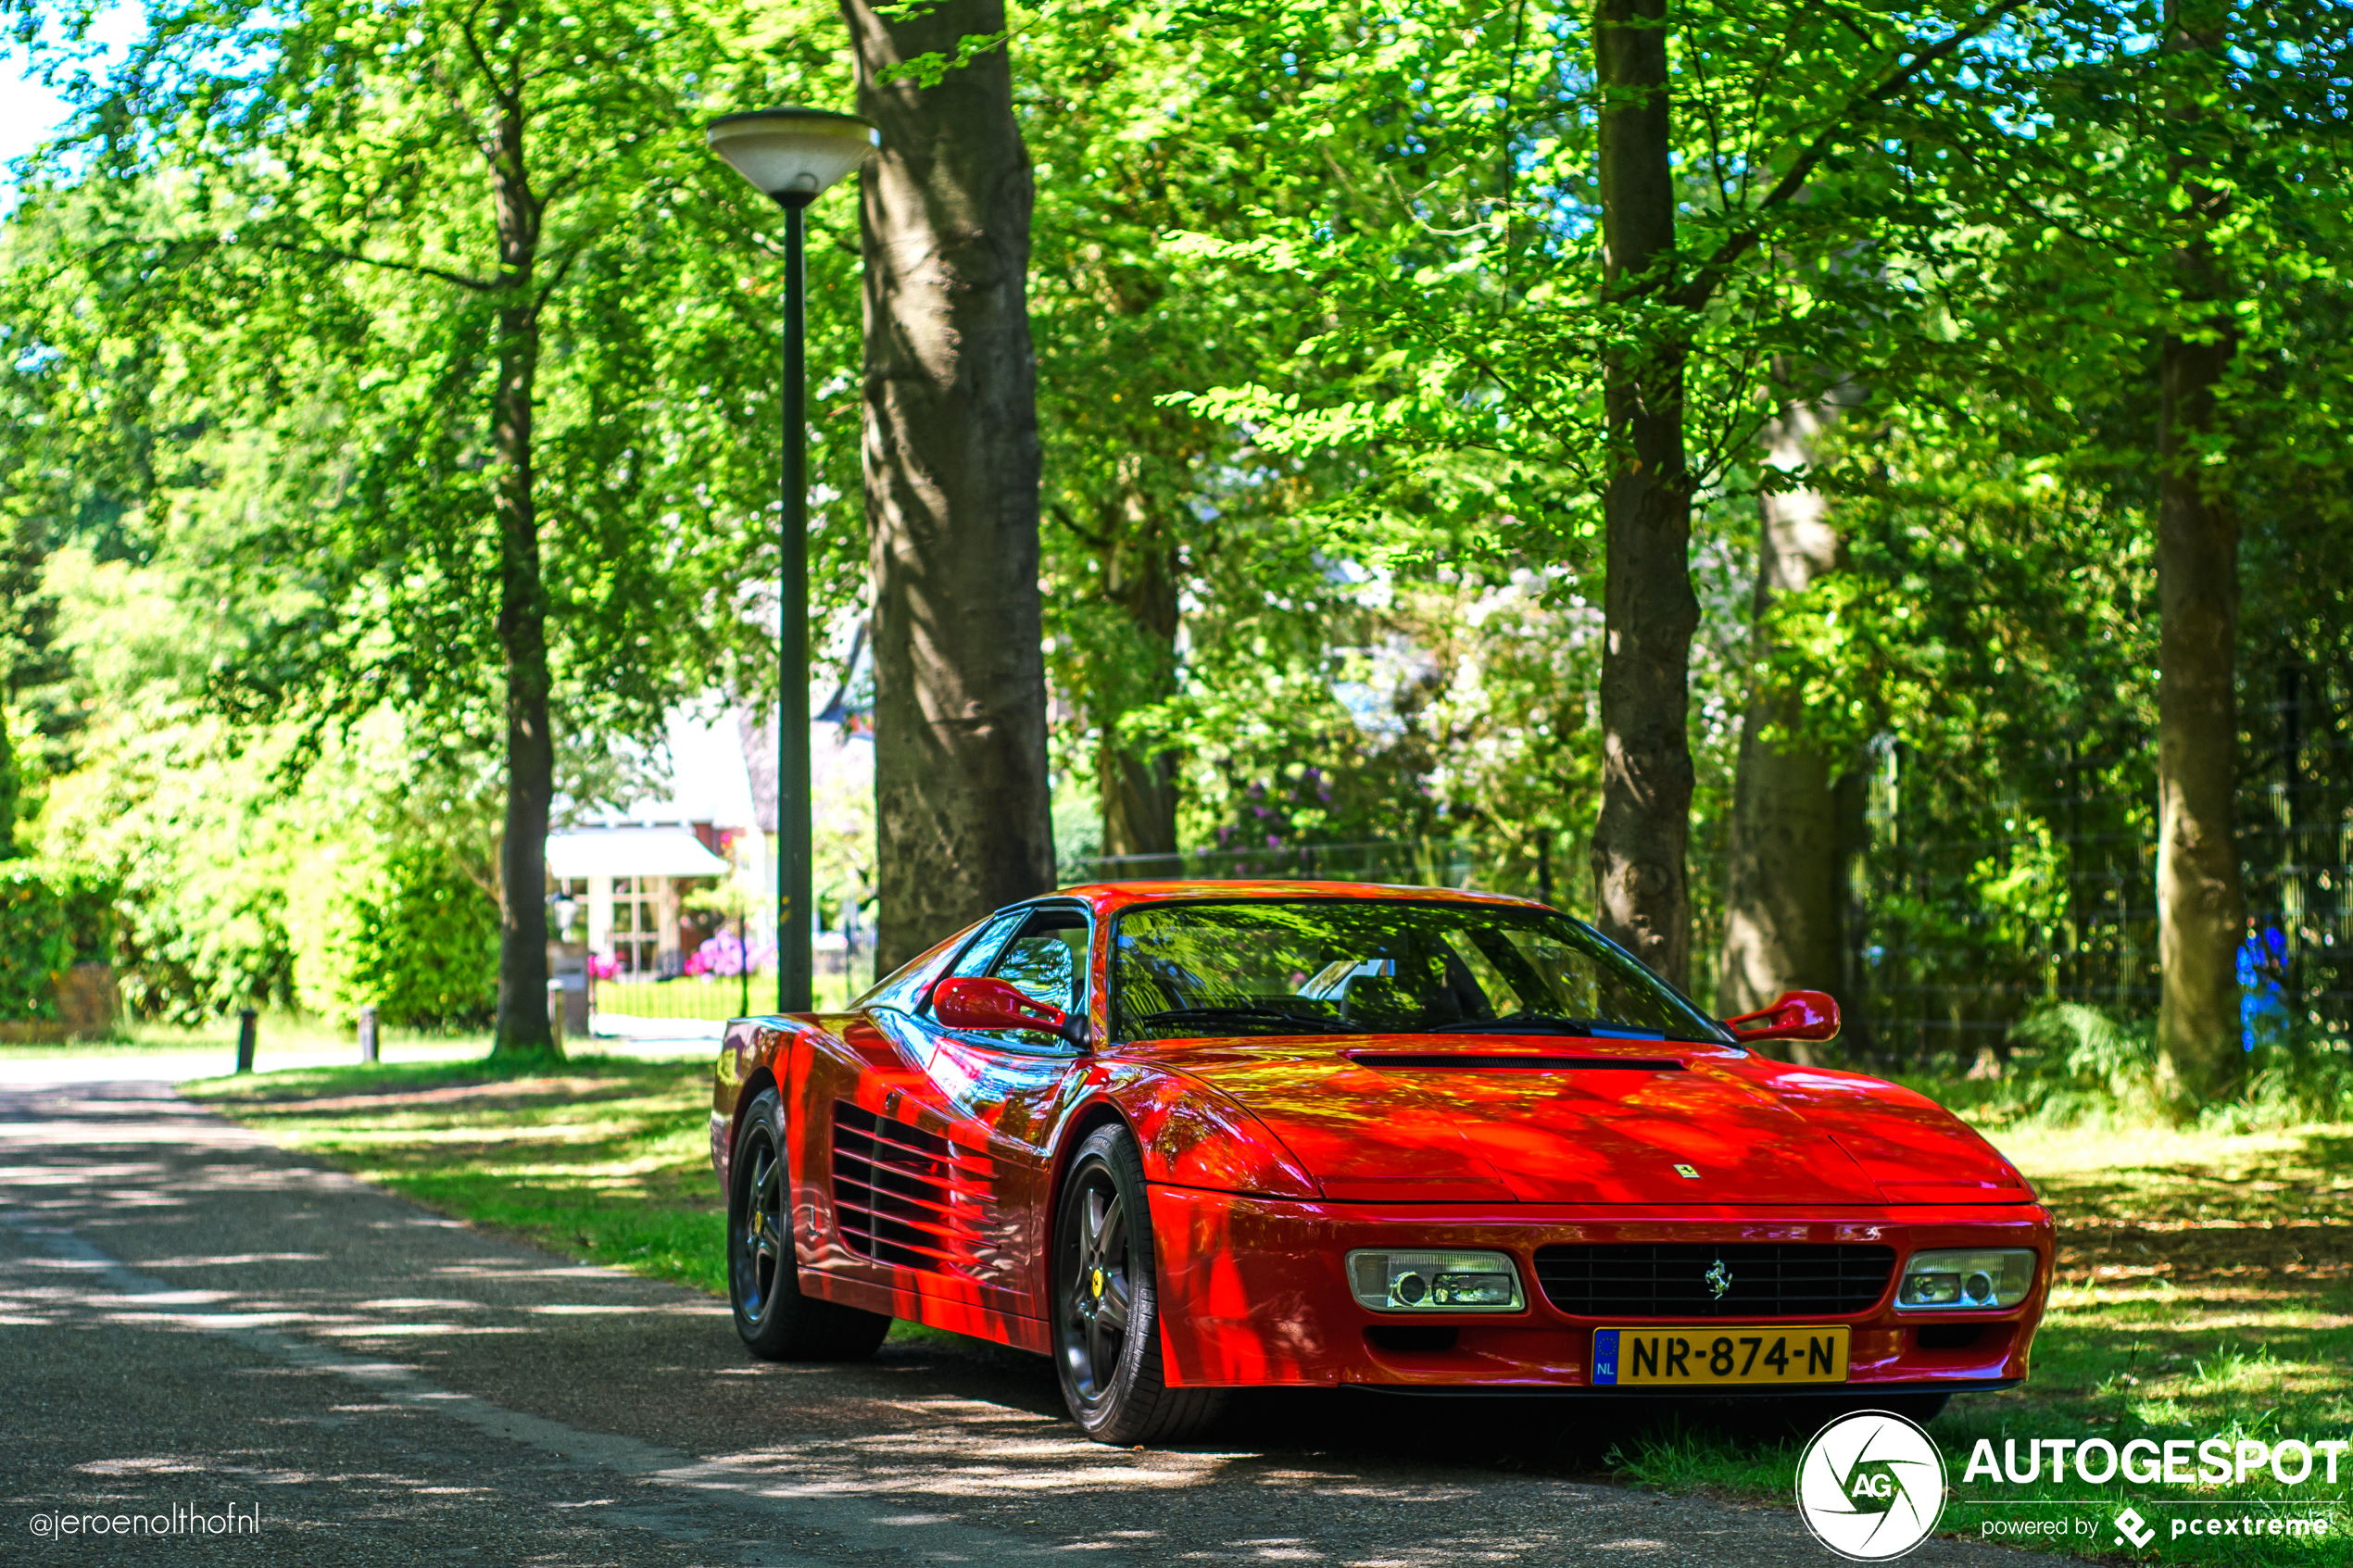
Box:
[709, 107, 878, 1014]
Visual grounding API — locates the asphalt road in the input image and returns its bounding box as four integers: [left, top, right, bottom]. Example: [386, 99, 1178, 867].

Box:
[0, 1074, 2068, 1567]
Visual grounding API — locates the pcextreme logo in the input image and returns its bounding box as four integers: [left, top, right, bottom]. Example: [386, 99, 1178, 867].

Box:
[1796, 1410, 1948, 1561]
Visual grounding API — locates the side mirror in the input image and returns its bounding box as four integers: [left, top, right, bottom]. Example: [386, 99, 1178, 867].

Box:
[1723, 989, 1841, 1045]
[931, 976, 1081, 1045]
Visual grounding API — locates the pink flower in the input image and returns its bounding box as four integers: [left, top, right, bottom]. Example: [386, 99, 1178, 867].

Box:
[690, 930, 774, 977]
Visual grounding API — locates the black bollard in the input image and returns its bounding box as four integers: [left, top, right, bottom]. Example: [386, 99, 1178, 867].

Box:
[235, 1009, 258, 1073]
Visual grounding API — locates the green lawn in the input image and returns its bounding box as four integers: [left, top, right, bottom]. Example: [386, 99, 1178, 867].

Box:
[185, 1058, 2352, 1560]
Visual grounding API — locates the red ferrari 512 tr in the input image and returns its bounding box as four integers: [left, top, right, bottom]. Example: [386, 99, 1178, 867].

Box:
[709, 882, 2051, 1445]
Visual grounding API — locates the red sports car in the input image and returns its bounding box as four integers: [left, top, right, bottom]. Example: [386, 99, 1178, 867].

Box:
[710, 882, 2051, 1445]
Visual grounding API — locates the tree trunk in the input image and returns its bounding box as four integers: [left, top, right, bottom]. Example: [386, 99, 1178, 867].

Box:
[1097, 504, 1181, 872]
[1831, 760, 1876, 1059]
[487, 98, 556, 1059]
[1718, 388, 1847, 1045]
[0, 703, 18, 859]
[2154, 314, 2242, 1102]
[847, 0, 1055, 972]
[1590, 0, 1697, 988]
[2153, 0, 2243, 1107]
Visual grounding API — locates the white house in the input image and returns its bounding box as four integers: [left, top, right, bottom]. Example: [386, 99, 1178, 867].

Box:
[547, 705, 872, 978]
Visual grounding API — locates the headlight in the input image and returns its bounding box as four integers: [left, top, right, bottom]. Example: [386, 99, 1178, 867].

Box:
[1346, 1248, 1524, 1312]
[1896, 1248, 2036, 1310]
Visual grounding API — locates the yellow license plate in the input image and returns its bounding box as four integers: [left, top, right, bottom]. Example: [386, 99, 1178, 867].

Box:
[1592, 1325, 1849, 1386]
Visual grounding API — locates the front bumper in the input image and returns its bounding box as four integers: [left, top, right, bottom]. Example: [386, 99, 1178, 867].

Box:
[1146, 1186, 2051, 1391]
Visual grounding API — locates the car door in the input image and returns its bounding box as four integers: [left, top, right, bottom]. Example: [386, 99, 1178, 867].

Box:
[793, 912, 1013, 1298]
[913, 900, 1095, 1316]
[812, 904, 1088, 1330]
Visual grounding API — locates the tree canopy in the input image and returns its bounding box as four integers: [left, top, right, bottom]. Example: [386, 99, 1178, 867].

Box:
[1, 0, 2349, 1094]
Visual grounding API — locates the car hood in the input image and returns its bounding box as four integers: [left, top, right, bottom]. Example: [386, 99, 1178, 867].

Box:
[1143, 1037, 2026, 1206]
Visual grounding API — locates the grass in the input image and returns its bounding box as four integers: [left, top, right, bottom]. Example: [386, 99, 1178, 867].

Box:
[1609, 1120, 2353, 1562]
[184, 1053, 730, 1295]
[185, 1056, 2353, 1560]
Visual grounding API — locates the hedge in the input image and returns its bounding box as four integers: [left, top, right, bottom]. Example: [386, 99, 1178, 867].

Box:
[0, 866, 116, 1022]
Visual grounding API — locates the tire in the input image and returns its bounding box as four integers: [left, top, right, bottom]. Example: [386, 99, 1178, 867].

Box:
[729, 1089, 891, 1361]
[1052, 1123, 1226, 1445]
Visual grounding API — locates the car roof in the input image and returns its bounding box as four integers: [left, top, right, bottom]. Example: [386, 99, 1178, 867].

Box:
[1050, 880, 1554, 916]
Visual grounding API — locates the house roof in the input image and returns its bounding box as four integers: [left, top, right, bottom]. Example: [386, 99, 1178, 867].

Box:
[547, 827, 730, 881]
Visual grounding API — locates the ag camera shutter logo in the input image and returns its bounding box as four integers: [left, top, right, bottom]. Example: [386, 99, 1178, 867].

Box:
[1795, 1410, 1948, 1561]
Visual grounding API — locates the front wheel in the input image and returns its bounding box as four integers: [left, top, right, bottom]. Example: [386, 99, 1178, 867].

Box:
[1053, 1123, 1225, 1445]
[729, 1089, 890, 1361]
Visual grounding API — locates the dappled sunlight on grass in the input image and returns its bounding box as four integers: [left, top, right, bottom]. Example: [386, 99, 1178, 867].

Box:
[186, 1054, 726, 1295]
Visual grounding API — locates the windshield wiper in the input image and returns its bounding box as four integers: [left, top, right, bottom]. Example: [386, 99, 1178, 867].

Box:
[1132, 1006, 1368, 1035]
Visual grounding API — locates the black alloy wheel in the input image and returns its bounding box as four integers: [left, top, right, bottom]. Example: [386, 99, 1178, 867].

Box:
[735, 1118, 787, 1323]
[727, 1089, 890, 1361]
[1052, 1123, 1225, 1445]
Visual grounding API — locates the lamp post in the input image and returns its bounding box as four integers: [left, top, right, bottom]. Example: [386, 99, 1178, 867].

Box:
[709, 107, 878, 1014]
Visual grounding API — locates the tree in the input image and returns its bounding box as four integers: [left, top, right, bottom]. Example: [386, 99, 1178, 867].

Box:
[1588, 0, 1700, 986]
[1716, 379, 1853, 1028]
[1024, 7, 1346, 872]
[1165, 0, 2044, 987]
[7, 0, 838, 1048]
[1910, 0, 2353, 1097]
[2151, 0, 2246, 1103]
[0, 514, 58, 857]
[844, 0, 1055, 971]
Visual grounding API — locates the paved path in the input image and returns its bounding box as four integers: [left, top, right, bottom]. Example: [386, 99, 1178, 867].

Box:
[0, 1075, 2064, 1566]
[0, 1036, 719, 1091]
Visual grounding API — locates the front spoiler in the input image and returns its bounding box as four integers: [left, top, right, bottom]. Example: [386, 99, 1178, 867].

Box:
[1352, 1376, 2024, 1399]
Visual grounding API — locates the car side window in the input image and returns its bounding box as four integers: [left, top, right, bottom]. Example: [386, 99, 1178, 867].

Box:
[863, 911, 1020, 1015]
[943, 910, 1028, 985]
[989, 909, 1090, 1013]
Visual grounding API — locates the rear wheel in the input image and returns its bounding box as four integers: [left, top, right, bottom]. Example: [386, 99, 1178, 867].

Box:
[729, 1089, 890, 1361]
[1053, 1123, 1225, 1445]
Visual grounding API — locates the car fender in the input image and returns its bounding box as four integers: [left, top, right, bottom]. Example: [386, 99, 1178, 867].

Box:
[1087, 1063, 1320, 1201]
[1733, 1058, 2035, 1202]
[713, 1021, 799, 1197]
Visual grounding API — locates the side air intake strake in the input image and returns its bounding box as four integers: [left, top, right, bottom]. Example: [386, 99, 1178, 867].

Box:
[832, 1100, 990, 1272]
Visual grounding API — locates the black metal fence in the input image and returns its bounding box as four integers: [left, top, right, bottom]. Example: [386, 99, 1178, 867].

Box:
[588, 940, 879, 1025]
[1061, 839, 1483, 889]
[1842, 683, 2353, 1063]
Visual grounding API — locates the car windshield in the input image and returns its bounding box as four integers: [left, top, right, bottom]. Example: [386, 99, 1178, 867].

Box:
[1111, 898, 1730, 1044]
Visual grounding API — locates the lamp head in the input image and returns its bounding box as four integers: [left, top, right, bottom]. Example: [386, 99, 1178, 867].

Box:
[708, 107, 879, 207]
